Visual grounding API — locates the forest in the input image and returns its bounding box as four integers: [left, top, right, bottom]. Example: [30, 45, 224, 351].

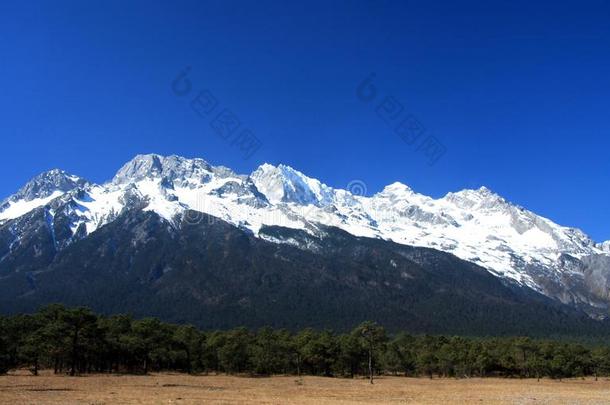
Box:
[2, 304, 610, 381]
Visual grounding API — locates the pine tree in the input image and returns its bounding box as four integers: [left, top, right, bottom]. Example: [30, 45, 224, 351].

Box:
[353, 321, 386, 384]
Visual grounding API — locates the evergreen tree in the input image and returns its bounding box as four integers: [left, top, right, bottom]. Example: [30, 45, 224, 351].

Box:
[353, 322, 387, 384]
[218, 327, 252, 374]
[61, 307, 98, 376]
[3, 304, 610, 380]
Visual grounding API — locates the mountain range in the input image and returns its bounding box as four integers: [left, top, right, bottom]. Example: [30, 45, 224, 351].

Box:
[1, 153, 609, 334]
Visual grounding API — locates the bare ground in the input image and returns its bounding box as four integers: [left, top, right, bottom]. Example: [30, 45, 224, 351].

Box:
[2, 370, 610, 404]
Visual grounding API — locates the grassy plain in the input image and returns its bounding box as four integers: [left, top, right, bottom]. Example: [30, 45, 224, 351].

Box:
[2, 370, 610, 404]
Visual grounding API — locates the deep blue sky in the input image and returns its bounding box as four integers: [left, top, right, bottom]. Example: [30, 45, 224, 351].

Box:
[1, 0, 609, 241]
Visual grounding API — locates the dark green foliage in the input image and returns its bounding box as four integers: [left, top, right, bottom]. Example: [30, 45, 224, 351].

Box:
[3, 210, 610, 338]
[217, 327, 252, 373]
[1, 304, 610, 380]
[250, 327, 293, 375]
[173, 324, 205, 374]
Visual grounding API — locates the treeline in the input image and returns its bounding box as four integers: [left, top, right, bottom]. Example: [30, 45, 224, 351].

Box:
[2, 304, 610, 380]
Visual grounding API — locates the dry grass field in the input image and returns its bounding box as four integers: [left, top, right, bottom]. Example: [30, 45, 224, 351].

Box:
[2, 370, 610, 404]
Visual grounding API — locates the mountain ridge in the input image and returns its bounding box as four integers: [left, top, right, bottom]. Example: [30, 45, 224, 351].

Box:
[1, 153, 609, 318]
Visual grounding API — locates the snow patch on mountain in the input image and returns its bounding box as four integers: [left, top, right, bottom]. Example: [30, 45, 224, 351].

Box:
[0, 190, 64, 223]
[598, 241, 610, 253]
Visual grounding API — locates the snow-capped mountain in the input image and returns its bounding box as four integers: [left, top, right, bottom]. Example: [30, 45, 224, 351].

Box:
[0, 169, 89, 224]
[1, 154, 609, 316]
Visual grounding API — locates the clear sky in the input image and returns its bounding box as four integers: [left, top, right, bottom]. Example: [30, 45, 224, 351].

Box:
[0, 0, 608, 241]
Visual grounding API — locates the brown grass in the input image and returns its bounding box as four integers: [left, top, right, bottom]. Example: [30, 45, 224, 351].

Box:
[2, 370, 610, 404]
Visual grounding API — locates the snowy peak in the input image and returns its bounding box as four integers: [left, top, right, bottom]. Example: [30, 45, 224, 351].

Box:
[442, 186, 508, 211]
[250, 163, 334, 206]
[113, 154, 165, 183]
[382, 181, 414, 193]
[112, 154, 223, 186]
[0, 169, 90, 223]
[9, 169, 89, 202]
[376, 182, 418, 200]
